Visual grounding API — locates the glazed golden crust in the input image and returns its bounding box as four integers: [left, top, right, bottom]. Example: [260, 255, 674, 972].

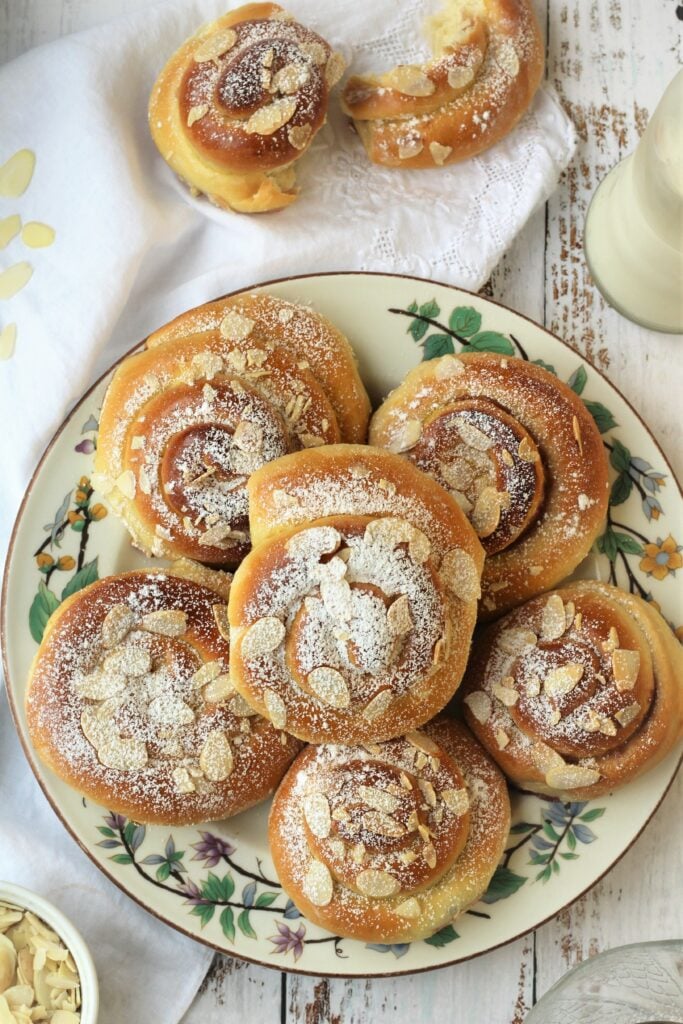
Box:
[461, 581, 683, 799]
[370, 353, 610, 616]
[268, 718, 510, 943]
[94, 292, 370, 566]
[341, 0, 543, 169]
[228, 445, 484, 744]
[149, 3, 345, 212]
[25, 565, 300, 825]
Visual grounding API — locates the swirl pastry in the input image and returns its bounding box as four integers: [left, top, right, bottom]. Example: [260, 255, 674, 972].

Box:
[461, 581, 683, 799]
[370, 353, 609, 617]
[94, 292, 370, 567]
[229, 444, 484, 744]
[149, 3, 345, 213]
[25, 562, 301, 825]
[269, 718, 510, 942]
[341, 0, 543, 169]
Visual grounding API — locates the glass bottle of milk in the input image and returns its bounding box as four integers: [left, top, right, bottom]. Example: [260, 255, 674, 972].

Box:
[584, 69, 683, 334]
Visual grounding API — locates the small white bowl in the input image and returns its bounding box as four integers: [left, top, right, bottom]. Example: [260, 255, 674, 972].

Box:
[0, 881, 99, 1024]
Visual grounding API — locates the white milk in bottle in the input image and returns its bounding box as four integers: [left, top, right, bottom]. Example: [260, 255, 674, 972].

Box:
[584, 69, 683, 334]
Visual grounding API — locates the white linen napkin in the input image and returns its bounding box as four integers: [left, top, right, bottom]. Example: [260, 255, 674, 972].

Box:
[0, 0, 575, 1017]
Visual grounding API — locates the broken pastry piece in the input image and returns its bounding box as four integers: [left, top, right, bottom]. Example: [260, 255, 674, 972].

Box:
[341, 0, 543, 168]
[149, 3, 345, 212]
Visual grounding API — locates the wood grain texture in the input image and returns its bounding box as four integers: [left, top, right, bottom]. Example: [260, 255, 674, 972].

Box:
[1, 1, 680, 1021]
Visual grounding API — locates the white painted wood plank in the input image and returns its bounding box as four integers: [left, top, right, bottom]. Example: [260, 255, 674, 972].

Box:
[181, 954, 283, 1024]
[543, 0, 683, 479]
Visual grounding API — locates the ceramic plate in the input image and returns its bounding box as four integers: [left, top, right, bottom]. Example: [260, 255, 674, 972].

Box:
[2, 272, 681, 978]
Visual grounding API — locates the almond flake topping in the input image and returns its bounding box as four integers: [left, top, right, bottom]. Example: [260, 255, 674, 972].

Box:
[141, 609, 187, 636]
[303, 859, 334, 907]
[303, 792, 332, 838]
[495, 728, 510, 750]
[356, 869, 400, 898]
[387, 65, 436, 97]
[545, 764, 600, 790]
[440, 788, 469, 814]
[325, 51, 346, 87]
[390, 418, 422, 453]
[602, 626, 620, 652]
[464, 690, 492, 724]
[187, 104, 209, 127]
[271, 63, 310, 94]
[203, 673, 234, 703]
[599, 717, 617, 736]
[358, 786, 400, 814]
[219, 310, 254, 341]
[241, 617, 285, 659]
[493, 682, 519, 706]
[541, 594, 567, 642]
[307, 665, 351, 708]
[264, 688, 287, 729]
[76, 668, 126, 701]
[193, 28, 237, 62]
[212, 604, 230, 641]
[423, 842, 437, 868]
[233, 419, 263, 453]
[398, 137, 424, 159]
[440, 547, 481, 603]
[448, 65, 476, 89]
[612, 649, 640, 691]
[115, 469, 136, 499]
[456, 419, 492, 451]
[245, 98, 298, 135]
[387, 594, 413, 636]
[299, 40, 327, 64]
[544, 663, 584, 699]
[405, 731, 439, 754]
[191, 661, 222, 687]
[418, 779, 437, 807]
[172, 766, 195, 794]
[615, 702, 641, 727]
[498, 628, 537, 655]
[362, 688, 393, 721]
[395, 897, 421, 919]
[103, 645, 151, 677]
[362, 810, 405, 837]
[518, 437, 539, 463]
[288, 124, 313, 150]
[572, 415, 584, 454]
[101, 604, 135, 649]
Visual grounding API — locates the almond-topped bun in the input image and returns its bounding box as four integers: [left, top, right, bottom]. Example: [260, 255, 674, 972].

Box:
[228, 445, 484, 744]
[461, 581, 683, 800]
[149, 3, 345, 213]
[370, 353, 609, 617]
[94, 292, 370, 567]
[268, 718, 510, 943]
[25, 562, 301, 825]
[341, 0, 543, 169]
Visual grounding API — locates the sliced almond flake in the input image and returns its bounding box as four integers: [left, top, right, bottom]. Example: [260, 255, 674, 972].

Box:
[529, 565, 543, 576]
[549, 708, 561, 726]
[148, 695, 195, 727]
[415, 751, 428, 770]
[288, 124, 313, 150]
[141, 609, 187, 636]
[500, 448, 514, 467]
[574, 612, 584, 630]
[440, 788, 469, 814]
[272, 62, 310, 94]
[273, 488, 300, 509]
[518, 437, 539, 463]
[304, 792, 332, 839]
[447, 64, 476, 89]
[386, 594, 413, 637]
[101, 604, 135, 649]
[602, 626, 620, 653]
[325, 51, 346, 87]
[199, 729, 233, 782]
[599, 717, 617, 736]
[440, 547, 481, 602]
[103, 645, 151, 677]
[332, 806, 350, 823]
[432, 636, 447, 665]
[327, 839, 345, 860]
[193, 28, 237, 62]
[423, 843, 437, 868]
[398, 137, 424, 159]
[456, 419, 492, 450]
[394, 897, 420, 919]
[580, 708, 602, 733]
[440, 458, 475, 491]
[115, 470, 136, 499]
[526, 676, 542, 698]
[430, 354, 464, 379]
[405, 731, 439, 755]
[307, 665, 350, 709]
[245, 97, 298, 136]
[464, 690, 492, 724]
[386, 65, 436, 97]
[198, 522, 234, 549]
[471, 486, 503, 536]
[212, 604, 230, 641]
[190, 661, 222, 687]
[417, 779, 437, 807]
[572, 415, 584, 454]
[97, 733, 148, 771]
[203, 673, 234, 703]
[544, 663, 584, 699]
[350, 841, 366, 864]
[303, 859, 334, 907]
[498, 628, 537, 655]
[76, 668, 126, 701]
[264, 688, 287, 729]
[231, 693, 257, 717]
[172, 766, 195, 794]
[357, 785, 400, 814]
[287, 525, 340, 559]
[390, 418, 422, 453]
[362, 810, 404, 837]
[219, 310, 254, 341]
[563, 601, 576, 627]
[541, 594, 567, 642]
[612, 649, 640, 691]
[545, 764, 600, 790]
[187, 104, 209, 127]
[492, 682, 519, 707]
[362, 688, 393, 721]
[356, 869, 400, 898]
[615, 702, 641, 727]
[495, 728, 510, 750]
[241, 617, 285, 659]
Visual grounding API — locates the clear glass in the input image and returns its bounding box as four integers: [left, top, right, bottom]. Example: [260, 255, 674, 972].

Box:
[526, 941, 683, 1024]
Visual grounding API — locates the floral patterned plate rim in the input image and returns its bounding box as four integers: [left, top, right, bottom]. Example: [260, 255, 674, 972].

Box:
[2, 271, 681, 979]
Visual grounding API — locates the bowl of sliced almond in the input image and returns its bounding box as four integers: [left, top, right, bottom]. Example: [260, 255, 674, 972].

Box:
[0, 882, 98, 1024]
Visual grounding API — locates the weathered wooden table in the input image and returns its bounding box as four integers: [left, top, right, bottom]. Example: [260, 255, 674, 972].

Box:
[2, 1, 681, 1020]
